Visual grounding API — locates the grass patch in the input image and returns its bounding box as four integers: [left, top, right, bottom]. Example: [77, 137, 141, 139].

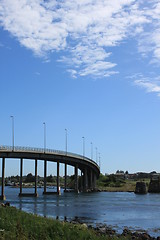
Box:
[96, 174, 150, 192]
[0, 206, 129, 240]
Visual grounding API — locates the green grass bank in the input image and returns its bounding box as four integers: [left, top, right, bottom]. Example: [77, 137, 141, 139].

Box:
[0, 205, 129, 240]
[96, 174, 150, 192]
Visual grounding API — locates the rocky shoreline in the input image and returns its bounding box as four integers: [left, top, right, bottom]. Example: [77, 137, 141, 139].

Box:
[1, 202, 160, 240]
[69, 219, 160, 240]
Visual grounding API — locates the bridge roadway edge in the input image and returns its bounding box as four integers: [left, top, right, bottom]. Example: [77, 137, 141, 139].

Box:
[0, 147, 100, 200]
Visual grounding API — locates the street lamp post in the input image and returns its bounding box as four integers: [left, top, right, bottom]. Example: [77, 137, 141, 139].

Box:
[65, 128, 67, 155]
[64, 129, 68, 191]
[10, 116, 14, 151]
[95, 147, 98, 164]
[82, 137, 85, 159]
[99, 152, 101, 169]
[91, 142, 93, 160]
[43, 122, 46, 153]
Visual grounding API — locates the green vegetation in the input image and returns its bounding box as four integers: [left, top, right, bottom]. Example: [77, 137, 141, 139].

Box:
[1, 171, 153, 192]
[96, 173, 150, 192]
[97, 174, 126, 188]
[0, 205, 128, 240]
[1, 174, 76, 188]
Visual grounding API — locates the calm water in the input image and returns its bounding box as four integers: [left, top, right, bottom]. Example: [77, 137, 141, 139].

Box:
[1, 186, 160, 237]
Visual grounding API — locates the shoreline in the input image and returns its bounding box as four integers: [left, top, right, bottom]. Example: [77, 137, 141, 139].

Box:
[1, 202, 160, 239]
[10, 185, 135, 192]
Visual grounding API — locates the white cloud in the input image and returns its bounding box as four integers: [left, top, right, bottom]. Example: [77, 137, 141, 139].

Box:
[67, 69, 77, 79]
[0, 0, 68, 56]
[135, 80, 160, 97]
[0, 0, 159, 78]
[137, 1, 160, 63]
[130, 74, 160, 97]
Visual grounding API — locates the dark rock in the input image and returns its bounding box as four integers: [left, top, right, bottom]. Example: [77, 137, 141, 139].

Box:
[96, 189, 101, 192]
[121, 229, 154, 240]
[88, 225, 93, 229]
[135, 182, 147, 194]
[131, 236, 138, 240]
[132, 231, 141, 238]
[71, 221, 79, 224]
[141, 232, 152, 240]
[95, 225, 115, 236]
[98, 227, 106, 234]
[122, 228, 132, 236]
[1, 202, 10, 207]
[130, 231, 155, 240]
[148, 176, 160, 193]
[105, 227, 116, 235]
[5, 202, 10, 207]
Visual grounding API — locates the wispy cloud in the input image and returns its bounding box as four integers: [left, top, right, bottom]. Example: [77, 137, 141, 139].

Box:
[0, 42, 4, 47]
[129, 73, 160, 97]
[137, 1, 160, 63]
[0, 0, 159, 78]
[35, 72, 40, 76]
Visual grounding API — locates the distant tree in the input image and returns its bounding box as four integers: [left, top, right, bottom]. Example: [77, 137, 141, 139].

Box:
[137, 172, 150, 179]
[24, 173, 35, 183]
[109, 174, 116, 182]
[46, 174, 53, 182]
[116, 170, 124, 174]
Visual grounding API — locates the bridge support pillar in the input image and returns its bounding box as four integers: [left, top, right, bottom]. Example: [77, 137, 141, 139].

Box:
[35, 159, 38, 197]
[80, 171, 83, 192]
[1, 158, 6, 200]
[57, 161, 60, 195]
[90, 170, 93, 190]
[43, 160, 47, 194]
[84, 168, 88, 192]
[19, 158, 38, 197]
[74, 164, 78, 192]
[19, 158, 23, 196]
[64, 163, 67, 191]
[93, 173, 97, 190]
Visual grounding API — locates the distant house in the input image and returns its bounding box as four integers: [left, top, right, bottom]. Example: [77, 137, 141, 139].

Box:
[151, 173, 160, 181]
[115, 171, 125, 179]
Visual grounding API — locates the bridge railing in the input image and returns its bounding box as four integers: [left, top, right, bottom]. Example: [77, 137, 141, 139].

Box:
[0, 145, 99, 169]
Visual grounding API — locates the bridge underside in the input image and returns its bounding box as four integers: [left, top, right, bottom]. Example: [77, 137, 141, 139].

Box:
[0, 150, 100, 200]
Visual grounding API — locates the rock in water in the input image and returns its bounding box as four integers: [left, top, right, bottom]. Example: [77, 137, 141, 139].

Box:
[135, 182, 147, 194]
[148, 174, 160, 193]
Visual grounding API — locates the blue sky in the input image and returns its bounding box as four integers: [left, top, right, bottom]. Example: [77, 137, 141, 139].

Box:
[0, 0, 160, 177]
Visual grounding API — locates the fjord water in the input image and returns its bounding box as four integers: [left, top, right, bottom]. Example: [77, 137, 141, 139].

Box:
[1, 187, 160, 237]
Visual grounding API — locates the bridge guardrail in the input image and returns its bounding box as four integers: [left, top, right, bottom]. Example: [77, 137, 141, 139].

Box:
[0, 145, 99, 169]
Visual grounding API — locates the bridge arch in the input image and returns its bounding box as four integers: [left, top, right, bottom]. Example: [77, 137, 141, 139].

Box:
[0, 146, 100, 200]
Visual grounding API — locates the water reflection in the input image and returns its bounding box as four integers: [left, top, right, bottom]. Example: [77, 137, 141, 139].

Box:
[33, 198, 37, 215]
[43, 201, 47, 218]
[19, 198, 22, 211]
[1, 186, 160, 237]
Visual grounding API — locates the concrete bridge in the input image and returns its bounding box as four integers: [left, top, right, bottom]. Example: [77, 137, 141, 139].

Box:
[0, 146, 100, 200]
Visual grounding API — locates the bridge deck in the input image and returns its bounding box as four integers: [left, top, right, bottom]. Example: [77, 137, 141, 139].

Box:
[0, 145, 100, 200]
[0, 145, 100, 174]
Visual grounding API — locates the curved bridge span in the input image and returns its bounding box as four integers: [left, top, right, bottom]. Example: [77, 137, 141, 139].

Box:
[0, 146, 100, 200]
